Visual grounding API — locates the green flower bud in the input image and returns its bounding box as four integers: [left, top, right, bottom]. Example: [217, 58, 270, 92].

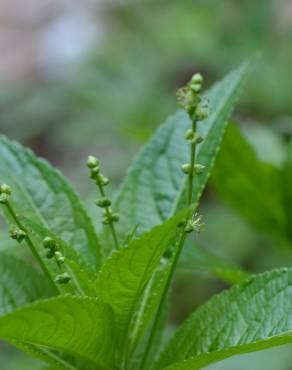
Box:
[97, 174, 109, 186]
[55, 251, 65, 265]
[87, 156, 100, 169]
[0, 193, 9, 204]
[46, 250, 55, 259]
[102, 215, 110, 225]
[9, 227, 26, 243]
[90, 167, 100, 179]
[194, 134, 204, 144]
[194, 164, 205, 174]
[111, 213, 120, 223]
[96, 197, 111, 208]
[55, 272, 71, 284]
[43, 236, 58, 251]
[190, 82, 202, 93]
[184, 129, 194, 141]
[181, 163, 191, 174]
[191, 73, 203, 85]
[0, 184, 12, 195]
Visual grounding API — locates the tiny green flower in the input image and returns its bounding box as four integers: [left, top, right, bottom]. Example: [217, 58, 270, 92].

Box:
[9, 227, 27, 243]
[87, 156, 100, 169]
[55, 272, 71, 284]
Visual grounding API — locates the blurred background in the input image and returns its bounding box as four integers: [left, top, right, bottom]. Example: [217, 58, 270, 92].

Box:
[0, 0, 292, 369]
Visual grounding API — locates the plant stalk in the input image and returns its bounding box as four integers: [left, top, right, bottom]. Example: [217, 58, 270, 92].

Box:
[97, 183, 120, 251]
[5, 202, 58, 293]
[139, 117, 197, 370]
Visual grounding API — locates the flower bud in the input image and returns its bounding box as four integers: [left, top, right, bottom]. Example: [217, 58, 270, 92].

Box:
[191, 73, 203, 85]
[90, 167, 100, 179]
[194, 164, 205, 174]
[87, 156, 100, 169]
[181, 163, 191, 174]
[46, 250, 55, 259]
[55, 251, 65, 265]
[55, 272, 71, 284]
[0, 193, 9, 204]
[0, 184, 12, 195]
[190, 83, 202, 93]
[184, 129, 194, 141]
[43, 237, 58, 251]
[111, 213, 120, 223]
[9, 227, 26, 243]
[184, 222, 195, 234]
[194, 134, 204, 144]
[96, 197, 111, 208]
[98, 175, 109, 186]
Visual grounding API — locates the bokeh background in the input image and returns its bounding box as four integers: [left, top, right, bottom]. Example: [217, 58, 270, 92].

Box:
[1, 0, 292, 369]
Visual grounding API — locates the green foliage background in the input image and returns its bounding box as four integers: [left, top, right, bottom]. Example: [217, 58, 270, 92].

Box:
[0, 0, 292, 369]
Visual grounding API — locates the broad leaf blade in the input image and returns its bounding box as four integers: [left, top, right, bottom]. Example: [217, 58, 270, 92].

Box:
[111, 61, 251, 243]
[0, 135, 101, 267]
[0, 295, 115, 369]
[96, 211, 186, 353]
[156, 268, 292, 370]
[0, 253, 53, 315]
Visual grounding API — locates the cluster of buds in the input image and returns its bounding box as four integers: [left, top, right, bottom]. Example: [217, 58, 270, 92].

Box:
[0, 184, 12, 204]
[87, 156, 109, 186]
[87, 156, 120, 226]
[181, 163, 205, 175]
[10, 227, 26, 243]
[176, 73, 209, 121]
[43, 236, 70, 284]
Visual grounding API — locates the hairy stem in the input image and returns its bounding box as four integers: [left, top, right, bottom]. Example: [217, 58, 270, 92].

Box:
[4, 202, 58, 293]
[97, 183, 120, 251]
[188, 120, 197, 205]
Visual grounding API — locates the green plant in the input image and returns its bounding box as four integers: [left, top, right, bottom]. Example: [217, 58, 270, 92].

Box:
[1, 60, 291, 370]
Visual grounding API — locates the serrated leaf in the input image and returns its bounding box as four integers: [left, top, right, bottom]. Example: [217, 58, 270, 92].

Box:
[110, 61, 251, 245]
[96, 211, 186, 356]
[0, 295, 115, 370]
[0, 253, 53, 315]
[156, 268, 292, 370]
[211, 124, 286, 241]
[0, 135, 101, 267]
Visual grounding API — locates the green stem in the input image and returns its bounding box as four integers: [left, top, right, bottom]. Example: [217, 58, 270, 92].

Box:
[97, 183, 120, 250]
[139, 231, 187, 370]
[139, 118, 198, 370]
[188, 120, 197, 205]
[5, 202, 58, 293]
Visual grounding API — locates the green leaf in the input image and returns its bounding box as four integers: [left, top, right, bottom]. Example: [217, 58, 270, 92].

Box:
[156, 268, 292, 370]
[0, 253, 53, 315]
[282, 140, 292, 244]
[96, 211, 186, 355]
[110, 61, 251, 244]
[211, 124, 286, 241]
[179, 240, 249, 284]
[0, 295, 115, 370]
[0, 135, 101, 267]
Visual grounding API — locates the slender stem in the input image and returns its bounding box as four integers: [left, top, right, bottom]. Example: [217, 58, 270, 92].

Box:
[188, 120, 197, 205]
[97, 183, 120, 250]
[138, 117, 198, 370]
[139, 232, 187, 370]
[5, 202, 58, 293]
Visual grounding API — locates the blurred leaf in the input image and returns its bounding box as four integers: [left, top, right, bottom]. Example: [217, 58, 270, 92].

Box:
[211, 124, 286, 243]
